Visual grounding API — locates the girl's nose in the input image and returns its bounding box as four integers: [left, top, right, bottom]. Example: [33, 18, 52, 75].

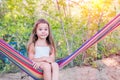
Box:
[42, 30, 45, 33]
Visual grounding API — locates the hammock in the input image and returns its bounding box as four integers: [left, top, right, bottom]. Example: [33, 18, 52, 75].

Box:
[0, 13, 120, 80]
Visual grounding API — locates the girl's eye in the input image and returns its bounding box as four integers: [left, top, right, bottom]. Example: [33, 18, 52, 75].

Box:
[45, 29, 48, 31]
[39, 29, 42, 31]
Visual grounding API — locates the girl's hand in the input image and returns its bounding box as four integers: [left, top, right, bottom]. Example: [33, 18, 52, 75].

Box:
[40, 56, 54, 63]
[44, 57, 54, 63]
[32, 62, 40, 69]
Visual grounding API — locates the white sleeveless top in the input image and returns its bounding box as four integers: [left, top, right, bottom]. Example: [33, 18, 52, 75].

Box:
[34, 46, 50, 58]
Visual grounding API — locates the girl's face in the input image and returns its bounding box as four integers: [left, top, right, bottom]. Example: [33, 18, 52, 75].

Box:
[36, 23, 49, 40]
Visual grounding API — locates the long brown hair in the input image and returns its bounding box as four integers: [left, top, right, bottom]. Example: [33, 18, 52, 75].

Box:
[27, 19, 56, 54]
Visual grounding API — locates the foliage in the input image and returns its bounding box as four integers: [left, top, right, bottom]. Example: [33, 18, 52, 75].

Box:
[0, 60, 5, 71]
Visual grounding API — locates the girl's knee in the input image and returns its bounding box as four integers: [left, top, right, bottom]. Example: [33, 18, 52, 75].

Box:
[42, 63, 51, 70]
[51, 62, 59, 68]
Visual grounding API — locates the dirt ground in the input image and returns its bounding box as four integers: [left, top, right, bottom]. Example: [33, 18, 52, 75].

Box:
[0, 54, 120, 80]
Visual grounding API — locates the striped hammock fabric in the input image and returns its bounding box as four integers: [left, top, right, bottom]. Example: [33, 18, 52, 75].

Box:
[0, 13, 120, 80]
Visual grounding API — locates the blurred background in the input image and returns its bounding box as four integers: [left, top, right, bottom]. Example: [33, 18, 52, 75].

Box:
[0, 0, 120, 73]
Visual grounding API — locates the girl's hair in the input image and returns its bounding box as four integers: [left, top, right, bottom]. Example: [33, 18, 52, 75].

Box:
[27, 19, 56, 54]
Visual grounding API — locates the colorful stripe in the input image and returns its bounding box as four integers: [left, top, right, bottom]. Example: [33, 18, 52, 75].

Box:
[0, 41, 43, 80]
[0, 13, 120, 80]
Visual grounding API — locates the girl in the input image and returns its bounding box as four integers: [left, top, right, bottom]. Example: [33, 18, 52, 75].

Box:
[27, 19, 59, 80]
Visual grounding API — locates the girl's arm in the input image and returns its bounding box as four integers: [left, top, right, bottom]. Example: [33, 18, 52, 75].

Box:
[28, 43, 35, 60]
[48, 46, 56, 62]
[32, 57, 47, 62]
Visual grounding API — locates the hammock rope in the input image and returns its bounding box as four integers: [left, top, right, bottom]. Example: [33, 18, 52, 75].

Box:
[0, 13, 120, 80]
[57, 13, 120, 68]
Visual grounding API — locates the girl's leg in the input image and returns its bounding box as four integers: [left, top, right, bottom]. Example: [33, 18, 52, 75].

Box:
[40, 62, 52, 80]
[51, 62, 59, 80]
